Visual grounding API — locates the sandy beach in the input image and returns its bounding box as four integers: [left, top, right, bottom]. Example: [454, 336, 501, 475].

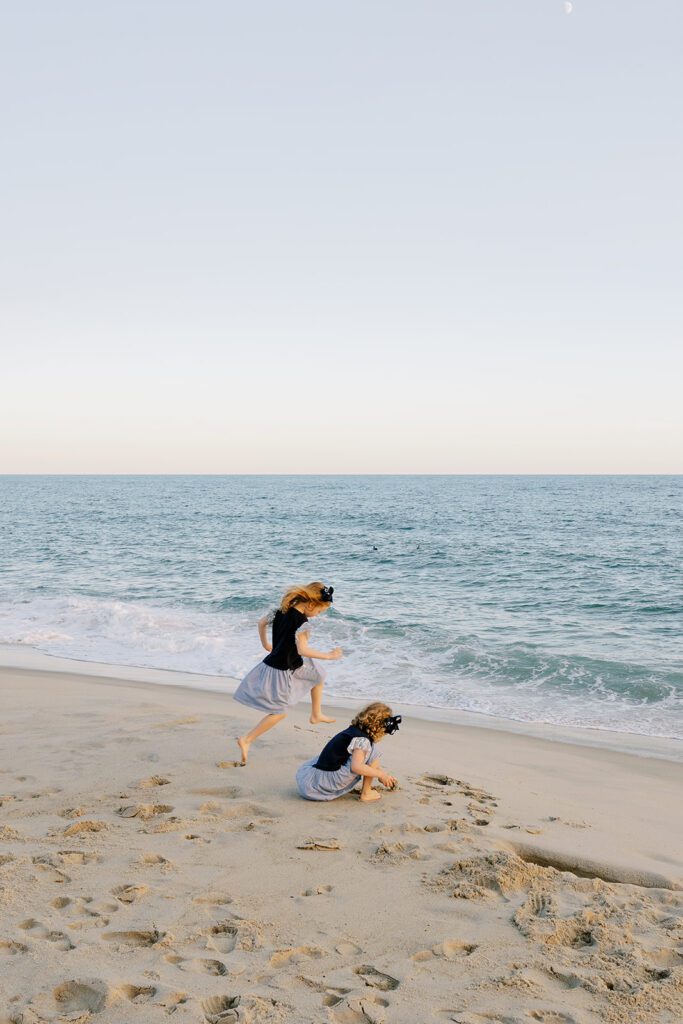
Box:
[1, 658, 682, 1024]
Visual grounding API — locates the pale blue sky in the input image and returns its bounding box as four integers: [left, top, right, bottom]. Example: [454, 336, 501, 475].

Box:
[1, 1, 681, 472]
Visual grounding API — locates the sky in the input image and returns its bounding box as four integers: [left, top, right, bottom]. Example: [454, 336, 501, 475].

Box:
[1, 1, 681, 474]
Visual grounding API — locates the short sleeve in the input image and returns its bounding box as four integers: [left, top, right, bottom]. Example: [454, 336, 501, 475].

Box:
[347, 736, 372, 756]
[295, 620, 312, 634]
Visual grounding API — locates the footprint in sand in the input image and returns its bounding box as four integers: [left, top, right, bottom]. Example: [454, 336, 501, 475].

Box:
[63, 819, 107, 837]
[154, 716, 200, 729]
[167, 954, 228, 975]
[296, 837, 342, 852]
[138, 852, 175, 870]
[336, 941, 363, 957]
[18, 919, 74, 950]
[53, 979, 109, 1014]
[270, 945, 325, 967]
[68, 916, 111, 933]
[50, 896, 72, 910]
[117, 803, 174, 820]
[27, 786, 63, 799]
[158, 990, 189, 1011]
[193, 892, 234, 906]
[49, 894, 111, 926]
[207, 923, 238, 953]
[467, 801, 493, 819]
[329, 993, 390, 1023]
[371, 841, 425, 864]
[93, 900, 121, 917]
[192, 958, 228, 975]
[200, 800, 227, 815]
[192, 786, 243, 799]
[58, 805, 87, 819]
[0, 940, 29, 956]
[50, 892, 100, 917]
[445, 1015, 523, 1024]
[445, 818, 472, 833]
[321, 988, 352, 1007]
[353, 965, 399, 991]
[137, 775, 171, 788]
[113, 983, 157, 1003]
[111, 883, 149, 904]
[57, 849, 99, 865]
[417, 774, 454, 789]
[413, 939, 478, 962]
[301, 884, 334, 896]
[459, 783, 497, 805]
[513, 892, 597, 950]
[527, 1013, 580, 1023]
[201, 995, 240, 1024]
[212, 801, 279, 822]
[31, 855, 72, 883]
[102, 928, 163, 948]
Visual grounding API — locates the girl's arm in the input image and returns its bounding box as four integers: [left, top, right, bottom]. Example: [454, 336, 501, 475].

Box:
[296, 633, 342, 661]
[350, 749, 397, 788]
[258, 615, 272, 653]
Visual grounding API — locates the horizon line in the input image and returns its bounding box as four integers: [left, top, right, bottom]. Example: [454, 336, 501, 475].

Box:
[1, 473, 682, 479]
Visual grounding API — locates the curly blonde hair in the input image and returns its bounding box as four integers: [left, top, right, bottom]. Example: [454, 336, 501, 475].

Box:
[280, 581, 332, 613]
[351, 702, 392, 742]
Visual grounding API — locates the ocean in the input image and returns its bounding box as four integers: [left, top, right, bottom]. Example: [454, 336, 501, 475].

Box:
[0, 475, 681, 739]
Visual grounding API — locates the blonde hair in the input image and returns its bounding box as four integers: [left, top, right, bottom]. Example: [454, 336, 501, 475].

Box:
[351, 702, 392, 742]
[280, 581, 332, 613]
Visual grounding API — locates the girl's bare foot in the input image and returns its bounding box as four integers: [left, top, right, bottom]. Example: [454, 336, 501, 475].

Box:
[310, 713, 336, 724]
[237, 736, 250, 765]
[360, 790, 381, 802]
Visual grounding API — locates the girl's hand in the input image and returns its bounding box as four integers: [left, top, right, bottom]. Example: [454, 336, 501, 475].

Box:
[379, 773, 397, 790]
[327, 647, 343, 660]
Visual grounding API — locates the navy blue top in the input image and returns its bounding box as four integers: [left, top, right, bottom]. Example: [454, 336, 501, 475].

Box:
[313, 725, 371, 772]
[263, 608, 307, 671]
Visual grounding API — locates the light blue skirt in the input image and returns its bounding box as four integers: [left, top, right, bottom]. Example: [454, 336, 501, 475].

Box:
[296, 743, 377, 802]
[233, 658, 325, 714]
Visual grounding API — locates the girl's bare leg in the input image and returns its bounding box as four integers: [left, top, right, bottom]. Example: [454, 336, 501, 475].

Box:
[237, 713, 286, 765]
[360, 759, 381, 802]
[309, 682, 335, 725]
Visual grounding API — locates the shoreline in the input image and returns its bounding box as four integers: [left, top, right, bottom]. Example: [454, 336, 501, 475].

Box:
[2, 643, 681, 763]
[1, 657, 682, 888]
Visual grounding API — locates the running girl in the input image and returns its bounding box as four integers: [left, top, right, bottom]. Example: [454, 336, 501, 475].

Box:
[296, 702, 400, 802]
[233, 582, 341, 765]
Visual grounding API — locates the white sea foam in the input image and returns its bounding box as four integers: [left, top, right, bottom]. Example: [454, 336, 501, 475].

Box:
[1, 594, 681, 739]
[0, 596, 257, 678]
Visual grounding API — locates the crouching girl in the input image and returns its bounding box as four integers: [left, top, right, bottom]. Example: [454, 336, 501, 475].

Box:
[296, 702, 400, 803]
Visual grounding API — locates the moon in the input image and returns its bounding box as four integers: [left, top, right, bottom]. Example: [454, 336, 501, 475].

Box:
[564, 1, 573, 12]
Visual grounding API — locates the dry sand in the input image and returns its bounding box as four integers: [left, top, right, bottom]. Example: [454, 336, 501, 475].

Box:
[1, 659, 682, 1024]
